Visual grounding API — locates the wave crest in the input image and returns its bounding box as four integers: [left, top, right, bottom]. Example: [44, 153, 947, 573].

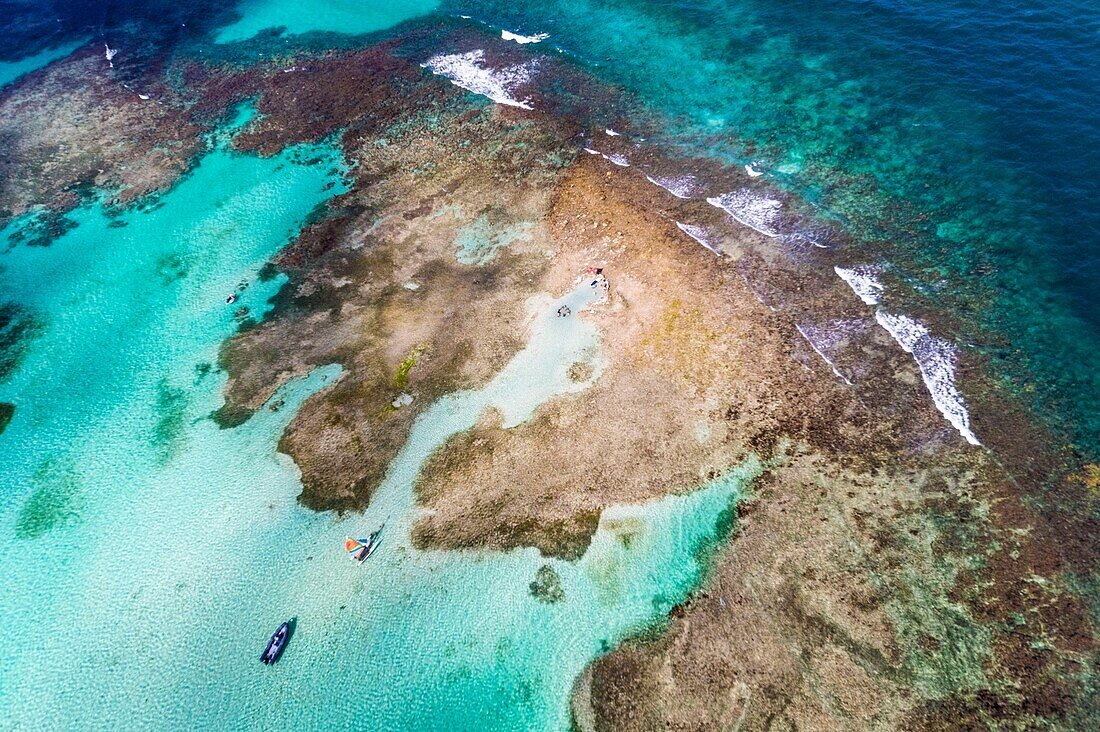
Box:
[676, 222, 721, 255]
[834, 266, 884, 305]
[706, 190, 783, 238]
[422, 50, 538, 110]
[645, 174, 696, 199]
[875, 311, 980, 445]
[501, 30, 549, 44]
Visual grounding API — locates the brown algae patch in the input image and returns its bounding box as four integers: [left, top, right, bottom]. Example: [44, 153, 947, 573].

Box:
[214, 92, 574, 512]
[0, 46, 205, 224]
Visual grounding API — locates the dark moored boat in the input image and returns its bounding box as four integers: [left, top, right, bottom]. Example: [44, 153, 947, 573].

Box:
[260, 621, 290, 665]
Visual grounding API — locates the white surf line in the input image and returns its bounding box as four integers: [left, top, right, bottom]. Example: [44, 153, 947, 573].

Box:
[834, 265, 980, 445]
[675, 222, 721, 256]
[421, 50, 537, 110]
[834, 265, 884, 305]
[874, 311, 980, 446]
[501, 29, 550, 44]
[582, 146, 629, 167]
[706, 190, 782, 238]
[784, 231, 830, 249]
[795, 324, 853, 386]
[645, 174, 695, 199]
[739, 271, 777, 311]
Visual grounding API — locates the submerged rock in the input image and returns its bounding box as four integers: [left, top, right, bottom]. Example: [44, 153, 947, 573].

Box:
[529, 564, 565, 604]
[0, 402, 13, 436]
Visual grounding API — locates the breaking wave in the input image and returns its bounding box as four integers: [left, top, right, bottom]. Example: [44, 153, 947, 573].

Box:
[675, 222, 721, 256]
[501, 30, 549, 44]
[583, 147, 629, 167]
[834, 266, 884, 305]
[795, 322, 853, 385]
[422, 50, 537, 110]
[706, 190, 782, 238]
[874, 311, 981, 446]
[645, 174, 696, 199]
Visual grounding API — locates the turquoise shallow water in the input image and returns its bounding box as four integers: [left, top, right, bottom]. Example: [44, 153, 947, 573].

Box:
[0, 135, 346, 722]
[0, 121, 756, 728]
[0, 39, 86, 89]
[216, 0, 440, 43]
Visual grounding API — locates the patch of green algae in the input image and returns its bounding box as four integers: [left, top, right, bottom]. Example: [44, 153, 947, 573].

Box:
[393, 349, 420, 391]
[876, 490, 994, 699]
[15, 460, 82, 539]
[0, 302, 43, 381]
[152, 379, 189, 462]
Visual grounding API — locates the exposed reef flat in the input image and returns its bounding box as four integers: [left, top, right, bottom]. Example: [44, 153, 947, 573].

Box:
[214, 98, 571, 510]
[0, 24, 1095, 730]
[0, 45, 204, 226]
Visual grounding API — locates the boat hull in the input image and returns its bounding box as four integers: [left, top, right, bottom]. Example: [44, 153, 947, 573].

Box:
[260, 621, 290, 665]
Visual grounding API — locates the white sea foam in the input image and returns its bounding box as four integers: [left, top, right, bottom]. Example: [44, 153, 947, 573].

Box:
[783, 230, 830, 249]
[874, 311, 981, 445]
[676, 222, 721, 256]
[834, 266, 884, 305]
[645, 174, 695, 199]
[706, 190, 783, 238]
[421, 50, 537, 110]
[501, 30, 549, 44]
[796, 323, 852, 385]
[584, 147, 629, 167]
[744, 163, 764, 177]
